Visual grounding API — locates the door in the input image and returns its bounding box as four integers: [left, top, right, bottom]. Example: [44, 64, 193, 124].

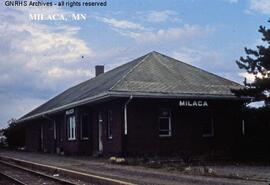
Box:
[98, 112, 103, 152]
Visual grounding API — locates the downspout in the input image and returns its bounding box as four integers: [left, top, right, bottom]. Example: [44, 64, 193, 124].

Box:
[124, 95, 133, 135]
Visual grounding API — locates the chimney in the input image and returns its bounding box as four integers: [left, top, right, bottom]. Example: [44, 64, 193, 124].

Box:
[95, 65, 104, 77]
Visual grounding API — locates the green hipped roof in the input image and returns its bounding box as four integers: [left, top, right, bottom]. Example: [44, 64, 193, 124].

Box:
[19, 51, 244, 122]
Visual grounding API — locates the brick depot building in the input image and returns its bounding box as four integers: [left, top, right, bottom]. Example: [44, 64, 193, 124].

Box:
[17, 51, 248, 156]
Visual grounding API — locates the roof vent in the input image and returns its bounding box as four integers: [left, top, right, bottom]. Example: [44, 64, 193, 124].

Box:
[95, 65, 104, 77]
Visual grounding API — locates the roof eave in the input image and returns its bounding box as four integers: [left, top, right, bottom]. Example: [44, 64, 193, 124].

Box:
[17, 91, 250, 123]
[16, 92, 111, 123]
[109, 91, 251, 101]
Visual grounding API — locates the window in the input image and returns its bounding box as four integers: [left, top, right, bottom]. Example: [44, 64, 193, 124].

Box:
[107, 110, 113, 139]
[81, 114, 89, 140]
[158, 109, 172, 137]
[202, 117, 214, 137]
[67, 115, 76, 140]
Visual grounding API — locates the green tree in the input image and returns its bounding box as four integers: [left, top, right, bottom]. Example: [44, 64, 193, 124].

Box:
[233, 20, 270, 106]
[5, 118, 25, 148]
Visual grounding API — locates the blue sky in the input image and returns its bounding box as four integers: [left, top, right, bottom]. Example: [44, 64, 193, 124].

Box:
[0, 0, 269, 128]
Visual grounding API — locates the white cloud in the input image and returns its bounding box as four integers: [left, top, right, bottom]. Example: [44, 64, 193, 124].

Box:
[172, 49, 203, 64]
[171, 47, 220, 67]
[97, 17, 145, 30]
[171, 47, 244, 84]
[117, 24, 214, 43]
[140, 10, 180, 23]
[94, 13, 212, 44]
[239, 72, 255, 82]
[247, 101, 265, 108]
[224, 0, 238, 3]
[0, 18, 93, 87]
[248, 0, 270, 14]
[0, 6, 95, 126]
[239, 72, 264, 83]
[47, 67, 91, 78]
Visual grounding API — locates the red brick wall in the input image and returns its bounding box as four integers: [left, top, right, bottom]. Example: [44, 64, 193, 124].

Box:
[24, 98, 244, 157]
[126, 98, 243, 156]
[90, 100, 125, 155]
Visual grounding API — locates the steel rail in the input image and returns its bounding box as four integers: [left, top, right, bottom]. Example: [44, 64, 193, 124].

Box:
[0, 160, 78, 185]
[0, 171, 27, 185]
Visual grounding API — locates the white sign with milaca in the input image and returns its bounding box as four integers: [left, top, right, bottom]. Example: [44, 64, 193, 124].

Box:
[179, 100, 208, 107]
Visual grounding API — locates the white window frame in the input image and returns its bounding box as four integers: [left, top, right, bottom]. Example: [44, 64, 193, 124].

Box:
[202, 117, 214, 138]
[80, 114, 89, 140]
[107, 110, 113, 139]
[159, 116, 172, 137]
[67, 115, 76, 140]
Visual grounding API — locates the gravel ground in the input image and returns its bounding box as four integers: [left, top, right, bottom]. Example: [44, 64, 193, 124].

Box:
[0, 149, 269, 185]
[207, 165, 270, 180]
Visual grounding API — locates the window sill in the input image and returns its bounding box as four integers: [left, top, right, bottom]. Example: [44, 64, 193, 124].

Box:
[68, 138, 76, 141]
[159, 135, 172, 138]
[81, 137, 89, 140]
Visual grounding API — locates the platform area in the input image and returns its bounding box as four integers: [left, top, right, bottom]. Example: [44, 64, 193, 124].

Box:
[0, 149, 269, 185]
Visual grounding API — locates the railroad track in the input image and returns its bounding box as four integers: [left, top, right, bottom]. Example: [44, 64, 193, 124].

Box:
[0, 156, 135, 185]
[0, 160, 85, 185]
[0, 171, 25, 185]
